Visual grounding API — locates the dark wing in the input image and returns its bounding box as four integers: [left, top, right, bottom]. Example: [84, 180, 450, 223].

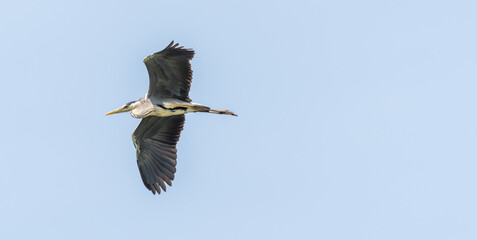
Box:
[143, 41, 195, 103]
[132, 115, 185, 194]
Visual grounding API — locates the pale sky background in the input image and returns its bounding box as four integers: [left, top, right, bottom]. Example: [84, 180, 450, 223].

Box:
[1, 0, 477, 239]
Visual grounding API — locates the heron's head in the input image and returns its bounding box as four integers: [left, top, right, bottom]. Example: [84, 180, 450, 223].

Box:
[105, 101, 139, 116]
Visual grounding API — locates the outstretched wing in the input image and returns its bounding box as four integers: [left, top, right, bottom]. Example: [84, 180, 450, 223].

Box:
[132, 115, 185, 194]
[143, 41, 195, 103]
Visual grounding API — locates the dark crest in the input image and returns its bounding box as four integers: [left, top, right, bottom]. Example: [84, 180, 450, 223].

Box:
[125, 100, 138, 106]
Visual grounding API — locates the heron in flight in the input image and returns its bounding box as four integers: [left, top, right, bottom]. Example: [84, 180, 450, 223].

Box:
[106, 41, 236, 194]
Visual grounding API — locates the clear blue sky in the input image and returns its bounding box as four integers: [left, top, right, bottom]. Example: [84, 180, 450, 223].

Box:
[1, 0, 477, 239]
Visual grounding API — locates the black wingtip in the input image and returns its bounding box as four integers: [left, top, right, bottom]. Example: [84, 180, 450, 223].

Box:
[165, 40, 180, 50]
[166, 40, 175, 49]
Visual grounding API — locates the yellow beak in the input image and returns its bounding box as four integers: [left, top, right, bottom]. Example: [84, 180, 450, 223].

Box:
[105, 109, 123, 116]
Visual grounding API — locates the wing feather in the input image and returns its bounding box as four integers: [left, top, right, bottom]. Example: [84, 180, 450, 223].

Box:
[143, 41, 195, 103]
[132, 115, 185, 194]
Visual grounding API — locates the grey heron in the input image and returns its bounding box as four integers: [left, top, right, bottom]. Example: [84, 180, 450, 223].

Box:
[106, 41, 236, 194]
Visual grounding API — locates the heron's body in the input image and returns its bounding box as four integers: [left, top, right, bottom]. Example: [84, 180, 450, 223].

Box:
[106, 41, 236, 195]
[130, 96, 207, 118]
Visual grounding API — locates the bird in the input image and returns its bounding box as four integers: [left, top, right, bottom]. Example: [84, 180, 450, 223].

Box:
[105, 41, 237, 194]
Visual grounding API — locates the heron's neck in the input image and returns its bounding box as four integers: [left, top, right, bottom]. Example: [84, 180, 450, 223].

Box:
[129, 100, 149, 118]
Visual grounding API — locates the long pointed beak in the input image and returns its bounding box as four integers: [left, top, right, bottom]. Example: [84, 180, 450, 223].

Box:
[105, 109, 123, 116]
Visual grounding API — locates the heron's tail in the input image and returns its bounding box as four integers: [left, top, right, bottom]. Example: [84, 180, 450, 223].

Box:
[190, 105, 238, 116]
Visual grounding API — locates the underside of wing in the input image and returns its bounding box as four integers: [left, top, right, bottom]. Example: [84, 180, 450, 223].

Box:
[132, 115, 185, 194]
[144, 41, 195, 103]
